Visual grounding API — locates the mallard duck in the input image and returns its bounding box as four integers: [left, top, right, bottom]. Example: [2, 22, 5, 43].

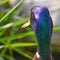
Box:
[30, 6, 53, 60]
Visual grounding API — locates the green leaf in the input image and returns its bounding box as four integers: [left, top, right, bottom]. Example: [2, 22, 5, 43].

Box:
[0, 31, 34, 42]
[0, 27, 60, 42]
[10, 43, 37, 48]
[0, 45, 5, 49]
[0, 18, 29, 30]
[0, 12, 11, 26]
[0, 47, 7, 56]
[13, 48, 32, 59]
[0, 43, 37, 49]
[0, 0, 24, 23]
[0, 0, 8, 5]
[53, 27, 60, 31]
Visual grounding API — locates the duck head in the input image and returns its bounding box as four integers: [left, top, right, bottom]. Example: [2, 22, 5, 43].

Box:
[30, 6, 53, 60]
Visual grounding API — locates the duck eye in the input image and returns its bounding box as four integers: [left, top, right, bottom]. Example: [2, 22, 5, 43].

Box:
[30, 12, 36, 23]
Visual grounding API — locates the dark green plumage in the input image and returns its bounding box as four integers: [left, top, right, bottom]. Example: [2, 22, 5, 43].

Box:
[30, 6, 53, 60]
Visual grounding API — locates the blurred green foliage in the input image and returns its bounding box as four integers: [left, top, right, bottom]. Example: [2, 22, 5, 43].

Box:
[0, 0, 9, 5]
[0, 0, 35, 60]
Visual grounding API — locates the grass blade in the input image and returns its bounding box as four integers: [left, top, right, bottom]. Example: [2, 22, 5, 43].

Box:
[0, 43, 37, 49]
[10, 43, 37, 48]
[13, 48, 32, 59]
[0, 31, 34, 42]
[3, 54, 15, 60]
[53, 27, 60, 31]
[0, 18, 29, 30]
[0, 0, 24, 22]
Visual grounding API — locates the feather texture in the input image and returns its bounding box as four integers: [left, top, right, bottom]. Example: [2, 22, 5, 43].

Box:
[30, 6, 53, 60]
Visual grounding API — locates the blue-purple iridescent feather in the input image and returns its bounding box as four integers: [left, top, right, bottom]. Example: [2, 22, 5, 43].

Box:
[30, 6, 53, 60]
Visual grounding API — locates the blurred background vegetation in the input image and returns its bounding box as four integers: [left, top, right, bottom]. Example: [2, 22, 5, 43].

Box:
[0, 0, 60, 60]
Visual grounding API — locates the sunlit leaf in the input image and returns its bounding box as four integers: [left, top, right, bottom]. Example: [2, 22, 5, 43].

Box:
[0, 43, 37, 49]
[10, 43, 37, 48]
[21, 20, 30, 28]
[53, 27, 60, 31]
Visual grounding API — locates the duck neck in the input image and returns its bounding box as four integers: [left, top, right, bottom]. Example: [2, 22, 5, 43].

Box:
[35, 32, 51, 60]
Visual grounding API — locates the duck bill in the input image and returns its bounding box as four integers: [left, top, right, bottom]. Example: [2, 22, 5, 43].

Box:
[21, 20, 30, 28]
